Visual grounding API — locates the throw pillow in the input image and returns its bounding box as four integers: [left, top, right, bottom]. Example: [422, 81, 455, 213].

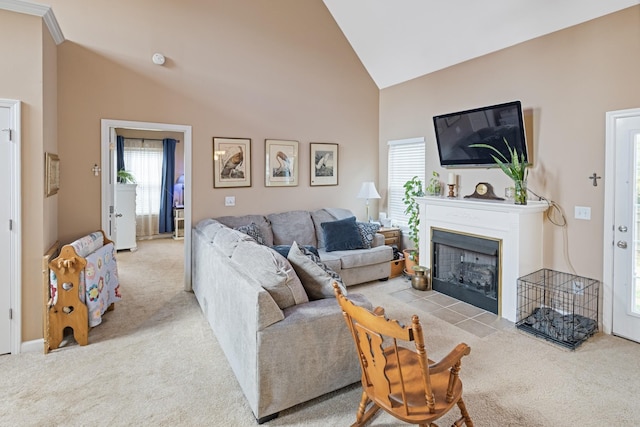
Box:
[356, 221, 380, 249]
[232, 241, 308, 309]
[321, 216, 366, 252]
[271, 245, 319, 258]
[234, 222, 265, 245]
[287, 241, 347, 300]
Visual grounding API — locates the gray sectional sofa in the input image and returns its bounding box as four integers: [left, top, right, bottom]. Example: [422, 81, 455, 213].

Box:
[215, 208, 392, 285]
[191, 208, 392, 422]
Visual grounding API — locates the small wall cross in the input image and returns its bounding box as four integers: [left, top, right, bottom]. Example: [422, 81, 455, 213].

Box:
[589, 173, 601, 186]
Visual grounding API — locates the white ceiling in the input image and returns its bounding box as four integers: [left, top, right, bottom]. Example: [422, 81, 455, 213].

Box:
[323, 0, 639, 89]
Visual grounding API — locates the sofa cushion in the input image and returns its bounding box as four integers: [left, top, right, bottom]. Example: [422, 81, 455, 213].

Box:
[235, 222, 265, 245]
[216, 214, 274, 246]
[195, 218, 226, 241]
[322, 216, 366, 252]
[356, 221, 381, 249]
[319, 245, 392, 269]
[231, 241, 308, 309]
[287, 241, 346, 300]
[267, 210, 317, 246]
[212, 227, 254, 255]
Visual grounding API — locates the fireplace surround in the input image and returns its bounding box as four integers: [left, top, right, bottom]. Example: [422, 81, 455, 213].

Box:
[418, 196, 548, 322]
[432, 228, 500, 314]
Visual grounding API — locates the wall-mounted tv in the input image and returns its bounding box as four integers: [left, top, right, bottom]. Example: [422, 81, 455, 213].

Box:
[433, 100, 528, 168]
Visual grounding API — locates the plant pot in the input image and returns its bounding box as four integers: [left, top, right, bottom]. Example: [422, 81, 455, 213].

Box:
[403, 249, 419, 276]
[514, 179, 527, 205]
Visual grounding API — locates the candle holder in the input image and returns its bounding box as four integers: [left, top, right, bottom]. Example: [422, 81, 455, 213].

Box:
[447, 184, 456, 198]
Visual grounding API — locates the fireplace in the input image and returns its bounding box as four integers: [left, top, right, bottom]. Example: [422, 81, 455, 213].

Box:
[432, 229, 500, 314]
[418, 196, 548, 321]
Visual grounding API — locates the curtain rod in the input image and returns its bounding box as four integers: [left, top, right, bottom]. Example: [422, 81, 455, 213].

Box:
[123, 137, 180, 143]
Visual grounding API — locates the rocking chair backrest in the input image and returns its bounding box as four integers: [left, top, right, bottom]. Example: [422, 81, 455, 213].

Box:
[334, 284, 436, 416]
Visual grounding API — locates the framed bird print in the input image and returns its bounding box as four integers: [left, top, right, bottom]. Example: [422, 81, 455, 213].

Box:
[213, 137, 251, 188]
[265, 139, 298, 187]
[310, 143, 338, 186]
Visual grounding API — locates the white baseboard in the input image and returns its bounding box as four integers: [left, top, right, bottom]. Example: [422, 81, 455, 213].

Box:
[20, 338, 44, 354]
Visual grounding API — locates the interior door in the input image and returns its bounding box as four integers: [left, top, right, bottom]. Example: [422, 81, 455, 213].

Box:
[102, 126, 118, 242]
[612, 111, 640, 343]
[0, 105, 12, 354]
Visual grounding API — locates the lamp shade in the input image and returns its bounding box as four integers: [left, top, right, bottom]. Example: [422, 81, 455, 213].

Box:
[357, 181, 381, 199]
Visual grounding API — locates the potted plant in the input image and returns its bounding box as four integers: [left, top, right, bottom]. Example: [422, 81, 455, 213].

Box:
[117, 170, 137, 184]
[469, 138, 529, 204]
[425, 171, 441, 196]
[402, 176, 423, 273]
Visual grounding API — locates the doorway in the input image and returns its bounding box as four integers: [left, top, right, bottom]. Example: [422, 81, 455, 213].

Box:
[100, 120, 192, 290]
[0, 99, 21, 355]
[604, 107, 640, 343]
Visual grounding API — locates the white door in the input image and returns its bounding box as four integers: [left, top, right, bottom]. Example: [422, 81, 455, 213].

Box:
[610, 109, 640, 343]
[0, 101, 19, 355]
[102, 126, 118, 242]
[0, 105, 12, 354]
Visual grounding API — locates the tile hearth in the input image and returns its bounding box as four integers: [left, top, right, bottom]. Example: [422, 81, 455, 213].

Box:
[389, 278, 513, 338]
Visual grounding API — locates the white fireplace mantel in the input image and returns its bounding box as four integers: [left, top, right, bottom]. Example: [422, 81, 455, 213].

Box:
[417, 196, 549, 322]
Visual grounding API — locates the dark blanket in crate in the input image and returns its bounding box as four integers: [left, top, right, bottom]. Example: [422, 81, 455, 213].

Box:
[523, 307, 597, 344]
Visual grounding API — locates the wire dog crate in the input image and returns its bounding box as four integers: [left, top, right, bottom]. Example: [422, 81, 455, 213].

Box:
[516, 269, 599, 350]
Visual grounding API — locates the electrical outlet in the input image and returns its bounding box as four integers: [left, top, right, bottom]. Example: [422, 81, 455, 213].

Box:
[574, 206, 591, 220]
[225, 196, 235, 207]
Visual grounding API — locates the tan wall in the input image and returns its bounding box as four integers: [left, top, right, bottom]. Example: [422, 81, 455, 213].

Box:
[43, 23, 58, 255]
[0, 10, 48, 342]
[379, 6, 640, 281]
[51, 0, 379, 247]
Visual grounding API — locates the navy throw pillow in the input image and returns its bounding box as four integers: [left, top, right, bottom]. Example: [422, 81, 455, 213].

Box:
[271, 245, 319, 258]
[322, 216, 366, 252]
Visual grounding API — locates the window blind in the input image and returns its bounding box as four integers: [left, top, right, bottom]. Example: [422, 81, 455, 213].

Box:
[387, 137, 425, 226]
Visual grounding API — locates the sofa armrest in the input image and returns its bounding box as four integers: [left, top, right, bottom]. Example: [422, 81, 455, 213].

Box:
[372, 233, 385, 247]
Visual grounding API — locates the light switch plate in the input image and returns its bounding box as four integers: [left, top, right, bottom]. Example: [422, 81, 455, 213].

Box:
[574, 206, 591, 220]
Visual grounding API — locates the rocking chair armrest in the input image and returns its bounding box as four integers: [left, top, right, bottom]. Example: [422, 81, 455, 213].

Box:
[372, 306, 386, 317]
[428, 343, 471, 374]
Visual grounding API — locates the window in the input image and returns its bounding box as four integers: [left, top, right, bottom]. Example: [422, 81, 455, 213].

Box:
[123, 139, 164, 216]
[387, 137, 425, 226]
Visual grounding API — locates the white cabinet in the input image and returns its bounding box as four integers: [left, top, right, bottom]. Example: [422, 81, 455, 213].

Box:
[115, 184, 137, 251]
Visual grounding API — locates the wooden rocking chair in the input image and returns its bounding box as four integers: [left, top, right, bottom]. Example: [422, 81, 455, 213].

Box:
[334, 284, 473, 427]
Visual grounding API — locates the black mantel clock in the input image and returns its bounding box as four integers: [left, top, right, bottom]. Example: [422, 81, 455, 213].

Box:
[464, 182, 504, 201]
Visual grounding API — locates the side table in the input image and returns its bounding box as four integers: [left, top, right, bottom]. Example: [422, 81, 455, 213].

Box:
[173, 206, 185, 240]
[378, 227, 401, 247]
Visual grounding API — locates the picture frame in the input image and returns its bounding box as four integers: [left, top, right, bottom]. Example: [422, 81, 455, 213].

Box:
[213, 137, 251, 188]
[45, 152, 60, 197]
[310, 143, 338, 186]
[265, 139, 298, 187]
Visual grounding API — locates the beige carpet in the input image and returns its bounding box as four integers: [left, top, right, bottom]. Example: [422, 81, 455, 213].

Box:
[1, 238, 639, 426]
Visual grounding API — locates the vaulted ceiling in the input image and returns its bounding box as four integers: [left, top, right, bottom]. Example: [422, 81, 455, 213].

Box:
[323, 0, 639, 88]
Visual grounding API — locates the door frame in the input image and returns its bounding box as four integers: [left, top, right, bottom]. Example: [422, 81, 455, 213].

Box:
[603, 107, 640, 335]
[1, 99, 21, 354]
[100, 119, 193, 290]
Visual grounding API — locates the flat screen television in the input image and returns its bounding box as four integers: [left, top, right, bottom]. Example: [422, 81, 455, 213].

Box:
[433, 100, 528, 168]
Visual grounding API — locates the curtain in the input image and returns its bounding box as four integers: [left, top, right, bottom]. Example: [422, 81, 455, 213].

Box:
[159, 138, 177, 233]
[116, 135, 125, 179]
[123, 139, 163, 237]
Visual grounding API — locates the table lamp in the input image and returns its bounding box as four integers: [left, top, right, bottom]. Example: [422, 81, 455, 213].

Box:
[357, 181, 381, 222]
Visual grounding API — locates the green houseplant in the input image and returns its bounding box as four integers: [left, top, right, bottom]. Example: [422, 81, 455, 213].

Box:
[469, 138, 529, 204]
[402, 176, 424, 272]
[117, 169, 137, 184]
[425, 171, 441, 196]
